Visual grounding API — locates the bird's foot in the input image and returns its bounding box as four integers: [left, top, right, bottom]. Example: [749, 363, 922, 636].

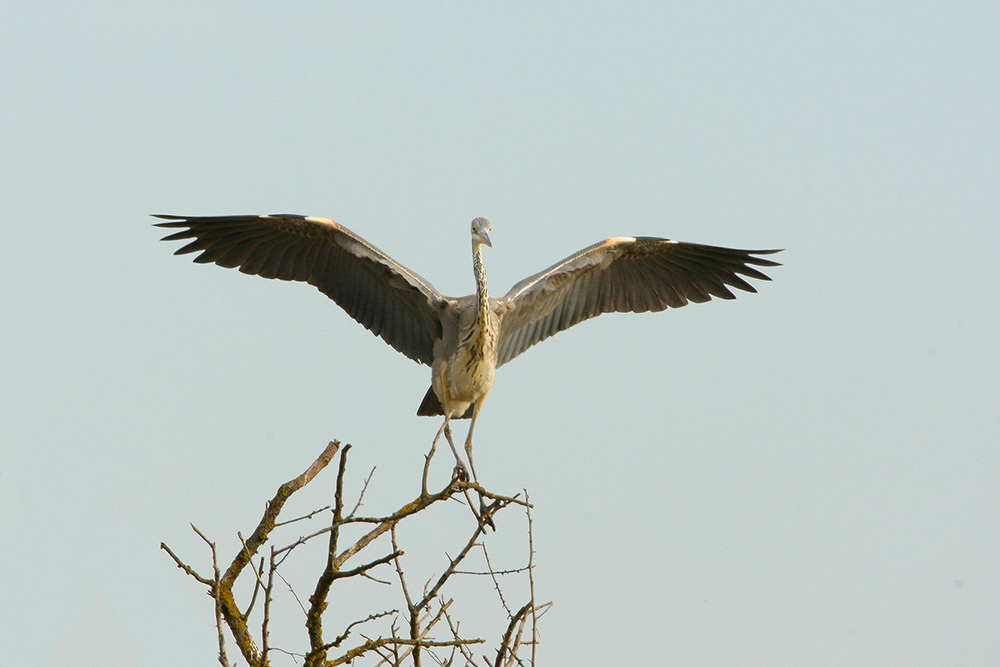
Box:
[452, 462, 470, 483]
[478, 496, 497, 531]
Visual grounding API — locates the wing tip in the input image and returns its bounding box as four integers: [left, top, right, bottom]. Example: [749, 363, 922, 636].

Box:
[750, 248, 783, 266]
[152, 213, 187, 228]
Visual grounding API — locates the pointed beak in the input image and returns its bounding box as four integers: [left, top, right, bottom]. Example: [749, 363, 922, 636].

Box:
[479, 230, 492, 247]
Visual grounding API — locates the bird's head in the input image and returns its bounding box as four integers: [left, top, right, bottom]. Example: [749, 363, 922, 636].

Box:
[471, 217, 492, 248]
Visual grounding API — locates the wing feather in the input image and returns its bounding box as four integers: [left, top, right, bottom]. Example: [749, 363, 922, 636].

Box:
[496, 237, 780, 366]
[154, 214, 445, 364]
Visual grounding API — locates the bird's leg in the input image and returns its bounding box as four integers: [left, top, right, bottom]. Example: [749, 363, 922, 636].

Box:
[442, 419, 469, 482]
[423, 418, 448, 496]
[463, 406, 496, 530]
[464, 411, 481, 485]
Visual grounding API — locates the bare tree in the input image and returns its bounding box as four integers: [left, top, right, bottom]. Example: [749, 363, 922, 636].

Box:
[162, 441, 547, 666]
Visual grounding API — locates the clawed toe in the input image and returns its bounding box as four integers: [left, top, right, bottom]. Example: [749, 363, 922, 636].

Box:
[478, 496, 497, 530]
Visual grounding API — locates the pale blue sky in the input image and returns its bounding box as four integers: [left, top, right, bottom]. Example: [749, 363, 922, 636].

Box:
[2, 3, 998, 665]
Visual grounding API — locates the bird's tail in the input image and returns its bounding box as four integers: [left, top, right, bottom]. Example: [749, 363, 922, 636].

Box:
[416, 387, 473, 419]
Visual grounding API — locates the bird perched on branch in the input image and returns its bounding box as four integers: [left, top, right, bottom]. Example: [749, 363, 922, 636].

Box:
[155, 214, 780, 480]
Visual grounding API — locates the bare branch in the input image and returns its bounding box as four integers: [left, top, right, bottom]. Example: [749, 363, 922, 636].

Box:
[274, 524, 332, 562]
[160, 541, 212, 586]
[361, 570, 394, 586]
[304, 444, 351, 666]
[189, 525, 232, 667]
[494, 603, 532, 667]
[416, 521, 487, 613]
[211, 541, 231, 667]
[464, 483, 530, 508]
[219, 439, 341, 666]
[331, 636, 484, 667]
[275, 504, 332, 528]
[261, 548, 275, 665]
[335, 477, 483, 570]
[341, 480, 527, 527]
[454, 565, 529, 577]
[224, 440, 341, 586]
[267, 646, 305, 661]
[337, 549, 403, 579]
[391, 527, 415, 613]
[325, 609, 398, 651]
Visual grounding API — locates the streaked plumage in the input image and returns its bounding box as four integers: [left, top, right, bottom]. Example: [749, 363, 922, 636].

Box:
[154, 213, 780, 478]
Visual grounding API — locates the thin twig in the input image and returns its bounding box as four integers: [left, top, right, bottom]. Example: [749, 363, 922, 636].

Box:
[525, 490, 538, 667]
[190, 524, 231, 667]
[238, 533, 267, 619]
[441, 603, 477, 667]
[274, 568, 308, 616]
[361, 570, 394, 586]
[325, 609, 399, 650]
[480, 543, 513, 618]
[391, 527, 414, 613]
[348, 466, 377, 518]
[262, 547, 275, 665]
[274, 524, 333, 561]
[275, 504, 332, 528]
[160, 541, 212, 586]
[267, 646, 305, 660]
[454, 566, 529, 576]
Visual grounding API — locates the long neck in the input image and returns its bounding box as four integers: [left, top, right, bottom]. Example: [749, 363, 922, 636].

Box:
[472, 241, 490, 326]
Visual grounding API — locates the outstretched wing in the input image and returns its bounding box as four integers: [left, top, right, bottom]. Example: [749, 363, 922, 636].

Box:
[154, 214, 447, 365]
[496, 237, 781, 366]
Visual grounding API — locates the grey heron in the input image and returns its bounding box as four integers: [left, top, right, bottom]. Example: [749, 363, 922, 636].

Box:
[154, 214, 780, 481]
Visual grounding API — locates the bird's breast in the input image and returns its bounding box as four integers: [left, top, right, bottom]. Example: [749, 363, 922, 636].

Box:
[441, 315, 497, 401]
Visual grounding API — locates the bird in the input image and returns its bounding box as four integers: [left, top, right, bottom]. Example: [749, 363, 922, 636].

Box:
[154, 213, 780, 482]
